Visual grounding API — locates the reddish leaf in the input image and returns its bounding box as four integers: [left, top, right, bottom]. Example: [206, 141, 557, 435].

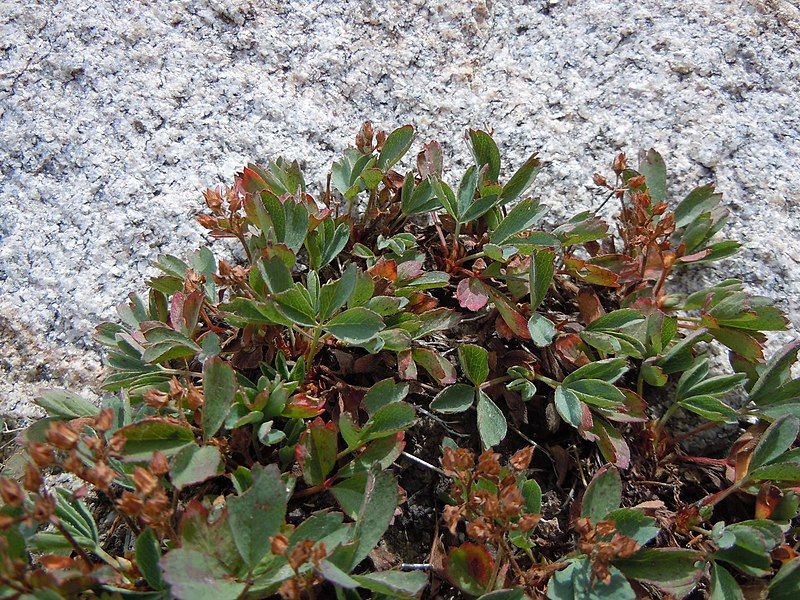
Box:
[446, 542, 494, 596]
[296, 418, 338, 486]
[577, 288, 605, 324]
[282, 394, 325, 419]
[489, 289, 531, 339]
[755, 483, 783, 520]
[398, 349, 418, 380]
[456, 278, 489, 312]
[396, 260, 424, 281]
[417, 140, 443, 179]
[169, 292, 185, 331]
[411, 348, 456, 385]
[554, 334, 590, 367]
[368, 259, 398, 282]
[587, 417, 631, 469]
[239, 166, 269, 193]
[564, 256, 620, 287]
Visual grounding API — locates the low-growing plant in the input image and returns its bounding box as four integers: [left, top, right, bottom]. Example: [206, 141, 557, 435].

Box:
[1, 122, 799, 599]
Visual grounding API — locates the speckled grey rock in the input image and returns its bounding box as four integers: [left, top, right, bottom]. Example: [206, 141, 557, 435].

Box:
[1, 0, 799, 427]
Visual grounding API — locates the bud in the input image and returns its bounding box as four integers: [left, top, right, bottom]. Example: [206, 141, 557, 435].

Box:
[375, 130, 387, 150]
[0, 477, 25, 507]
[108, 433, 126, 455]
[592, 173, 607, 187]
[271, 533, 290, 556]
[23, 463, 42, 492]
[85, 462, 116, 491]
[94, 408, 114, 432]
[117, 491, 144, 516]
[518, 513, 541, 532]
[196, 214, 218, 229]
[186, 387, 204, 411]
[144, 389, 170, 409]
[310, 542, 327, 567]
[0, 513, 16, 530]
[203, 188, 223, 213]
[612, 153, 627, 174]
[28, 443, 54, 467]
[32, 495, 56, 522]
[627, 175, 646, 188]
[133, 467, 158, 497]
[46, 421, 79, 450]
[149, 451, 169, 476]
[169, 376, 184, 397]
[509, 446, 535, 471]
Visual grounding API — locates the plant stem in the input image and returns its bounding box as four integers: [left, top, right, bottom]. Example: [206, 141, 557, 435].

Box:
[451, 223, 461, 258]
[305, 324, 323, 364]
[455, 251, 486, 265]
[534, 373, 560, 388]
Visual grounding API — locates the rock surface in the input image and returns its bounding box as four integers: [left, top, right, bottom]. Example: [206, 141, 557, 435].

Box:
[1, 0, 799, 425]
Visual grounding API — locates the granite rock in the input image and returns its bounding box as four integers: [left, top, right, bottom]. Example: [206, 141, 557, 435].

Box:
[1, 0, 799, 430]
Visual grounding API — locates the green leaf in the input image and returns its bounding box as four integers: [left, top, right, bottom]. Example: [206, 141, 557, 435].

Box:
[458, 344, 489, 386]
[563, 358, 629, 385]
[581, 464, 621, 522]
[318, 560, 359, 589]
[566, 379, 625, 409]
[675, 183, 720, 229]
[527, 313, 556, 347]
[352, 571, 428, 598]
[713, 520, 784, 577]
[34, 389, 99, 419]
[478, 590, 525, 600]
[135, 528, 165, 590]
[319, 263, 357, 320]
[343, 469, 399, 570]
[447, 542, 494, 596]
[679, 395, 739, 423]
[522, 479, 542, 514]
[586, 309, 645, 331]
[359, 402, 416, 442]
[227, 464, 288, 568]
[750, 415, 800, 471]
[555, 386, 584, 428]
[614, 548, 703, 597]
[468, 130, 501, 182]
[456, 166, 479, 220]
[490, 199, 545, 245]
[500, 152, 541, 204]
[529, 249, 555, 311]
[274, 285, 317, 327]
[430, 384, 475, 414]
[606, 509, 659, 545]
[298, 419, 338, 486]
[114, 418, 194, 462]
[202, 358, 237, 438]
[547, 558, 634, 600]
[260, 255, 293, 293]
[476, 390, 507, 448]
[769, 557, 800, 600]
[160, 549, 245, 600]
[363, 378, 409, 415]
[170, 444, 223, 491]
[325, 307, 384, 344]
[637, 148, 667, 202]
[710, 563, 744, 600]
[378, 125, 415, 170]
[747, 462, 800, 482]
[749, 341, 800, 406]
